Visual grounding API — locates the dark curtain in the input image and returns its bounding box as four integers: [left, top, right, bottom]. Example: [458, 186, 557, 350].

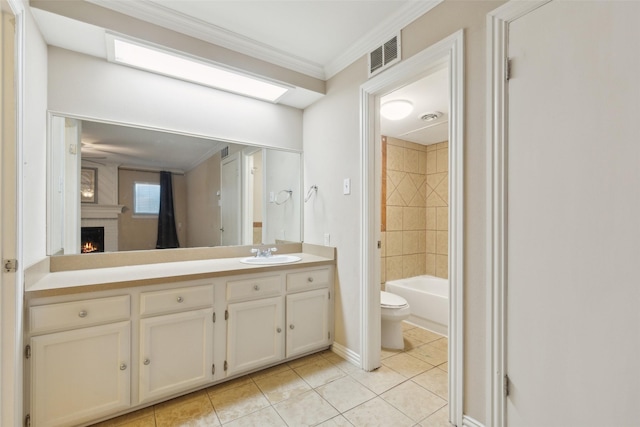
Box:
[156, 171, 180, 249]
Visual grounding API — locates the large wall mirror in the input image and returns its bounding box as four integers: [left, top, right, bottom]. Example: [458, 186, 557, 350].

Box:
[47, 114, 302, 256]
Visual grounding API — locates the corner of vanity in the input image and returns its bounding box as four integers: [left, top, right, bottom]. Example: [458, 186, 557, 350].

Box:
[23, 243, 336, 427]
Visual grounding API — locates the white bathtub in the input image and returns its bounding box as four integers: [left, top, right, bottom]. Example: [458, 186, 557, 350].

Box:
[385, 275, 448, 336]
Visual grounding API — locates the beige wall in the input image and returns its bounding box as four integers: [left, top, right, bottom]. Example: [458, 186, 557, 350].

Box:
[118, 169, 187, 251]
[304, 1, 506, 422]
[380, 137, 449, 289]
[186, 153, 222, 248]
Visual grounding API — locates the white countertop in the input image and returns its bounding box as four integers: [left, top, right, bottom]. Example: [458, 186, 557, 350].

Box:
[26, 252, 334, 294]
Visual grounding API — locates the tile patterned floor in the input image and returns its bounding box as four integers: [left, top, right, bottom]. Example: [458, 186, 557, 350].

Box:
[93, 323, 450, 427]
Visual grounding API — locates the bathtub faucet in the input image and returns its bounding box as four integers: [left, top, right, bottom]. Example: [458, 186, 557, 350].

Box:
[250, 247, 278, 258]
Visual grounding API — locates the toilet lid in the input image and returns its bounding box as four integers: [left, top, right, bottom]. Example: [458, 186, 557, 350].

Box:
[381, 291, 408, 308]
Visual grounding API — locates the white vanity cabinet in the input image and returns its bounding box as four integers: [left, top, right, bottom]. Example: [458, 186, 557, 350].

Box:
[285, 268, 332, 358]
[225, 275, 285, 376]
[138, 283, 215, 404]
[28, 296, 131, 427]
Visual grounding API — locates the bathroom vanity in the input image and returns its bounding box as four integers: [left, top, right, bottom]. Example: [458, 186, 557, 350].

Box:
[23, 244, 335, 427]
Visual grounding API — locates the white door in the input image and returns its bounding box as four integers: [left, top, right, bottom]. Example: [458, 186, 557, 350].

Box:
[220, 153, 241, 246]
[30, 322, 131, 427]
[505, 2, 640, 425]
[286, 289, 330, 358]
[139, 309, 213, 404]
[226, 296, 284, 376]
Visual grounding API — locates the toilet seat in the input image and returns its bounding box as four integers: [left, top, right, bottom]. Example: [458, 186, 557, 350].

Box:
[381, 291, 408, 308]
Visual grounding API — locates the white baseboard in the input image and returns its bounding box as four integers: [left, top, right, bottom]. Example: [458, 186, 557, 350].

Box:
[331, 341, 361, 368]
[462, 415, 485, 427]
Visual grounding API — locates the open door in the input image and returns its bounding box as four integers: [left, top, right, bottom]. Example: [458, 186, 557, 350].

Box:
[220, 152, 241, 246]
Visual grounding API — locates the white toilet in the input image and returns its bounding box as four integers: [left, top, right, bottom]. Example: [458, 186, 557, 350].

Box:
[380, 291, 411, 350]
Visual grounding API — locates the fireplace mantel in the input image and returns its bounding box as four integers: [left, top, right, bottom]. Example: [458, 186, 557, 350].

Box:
[81, 204, 124, 219]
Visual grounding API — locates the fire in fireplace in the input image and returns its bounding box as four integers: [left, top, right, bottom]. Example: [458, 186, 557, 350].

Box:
[81, 227, 105, 254]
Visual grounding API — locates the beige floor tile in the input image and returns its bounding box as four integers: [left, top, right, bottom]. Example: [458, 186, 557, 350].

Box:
[287, 352, 325, 369]
[381, 353, 434, 378]
[322, 352, 360, 374]
[438, 362, 448, 373]
[348, 365, 406, 395]
[380, 381, 447, 422]
[380, 347, 403, 360]
[115, 416, 156, 427]
[404, 328, 443, 345]
[207, 381, 270, 424]
[315, 377, 376, 413]
[249, 363, 292, 380]
[401, 321, 417, 331]
[429, 337, 448, 352]
[343, 397, 414, 427]
[315, 415, 354, 426]
[418, 405, 452, 427]
[413, 368, 448, 400]
[154, 390, 219, 427]
[294, 357, 346, 388]
[253, 368, 311, 404]
[221, 406, 286, 427]
[407, 343, 448, 366]
[274, 390, 339, 426]
[90, 407, 155, 427]
[207, 375, 254, 394]
[402, 334, 426, 351]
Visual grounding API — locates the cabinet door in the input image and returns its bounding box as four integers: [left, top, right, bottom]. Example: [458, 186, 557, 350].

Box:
[31, 321, 131, 427]
[286, 289, 331, 358]
[139, 309, 214, 404]
[227, 296, 284, 376]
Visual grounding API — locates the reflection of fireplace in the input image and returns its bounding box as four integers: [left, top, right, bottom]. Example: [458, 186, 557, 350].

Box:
[81, 227, 104, 254]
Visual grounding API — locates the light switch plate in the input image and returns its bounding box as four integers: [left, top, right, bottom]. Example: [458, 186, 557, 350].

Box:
[343, 178, 351, 195]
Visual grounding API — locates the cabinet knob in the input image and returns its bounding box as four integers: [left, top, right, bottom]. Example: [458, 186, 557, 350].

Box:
[78, 310, 88, 318]
[177, 296, 184, 303]
[253, 285, 260, 291]
[290, 324, 295, 330]
[119, 363, 127, 371]
[277, 327, 282, 333]
[307, 277, 314, 283]
[143, 358, 151, 365]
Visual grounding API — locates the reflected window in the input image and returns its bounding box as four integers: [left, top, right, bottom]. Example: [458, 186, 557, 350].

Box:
[134, 182, 160, 215]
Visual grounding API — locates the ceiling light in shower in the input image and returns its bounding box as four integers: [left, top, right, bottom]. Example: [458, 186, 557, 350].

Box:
[380, 100, 413, 120]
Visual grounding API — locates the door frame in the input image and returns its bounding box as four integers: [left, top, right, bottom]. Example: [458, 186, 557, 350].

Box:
[485, 2, 551, 426]
[360, 30, 464, 425]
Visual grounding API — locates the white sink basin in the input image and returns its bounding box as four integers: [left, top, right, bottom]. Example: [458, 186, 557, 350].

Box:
[239, 255, 302, 265]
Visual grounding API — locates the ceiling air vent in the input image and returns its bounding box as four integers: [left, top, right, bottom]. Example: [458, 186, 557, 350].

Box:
[368, 33, 401, 78]
[221, 146, 229, 159]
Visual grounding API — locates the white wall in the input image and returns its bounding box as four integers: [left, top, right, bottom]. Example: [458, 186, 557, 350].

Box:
[47, 47, 303, 151]
[263, 150, 301, 243]
[22, 2, 48, 268]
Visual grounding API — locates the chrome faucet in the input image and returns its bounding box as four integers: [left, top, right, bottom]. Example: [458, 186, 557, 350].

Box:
[251, 247, 278, 258]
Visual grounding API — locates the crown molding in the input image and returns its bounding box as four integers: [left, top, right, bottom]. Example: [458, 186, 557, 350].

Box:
[87, 0, 326, 79]
[324, 0, 443, 79]
[88, 0, 442, 82]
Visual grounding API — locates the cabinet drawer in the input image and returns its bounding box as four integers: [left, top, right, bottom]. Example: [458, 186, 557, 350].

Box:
[30, 295, 130, 335]
[140, 284, 214, 317]
[287, 268, 331, 292]
[227, 275, 282, 302]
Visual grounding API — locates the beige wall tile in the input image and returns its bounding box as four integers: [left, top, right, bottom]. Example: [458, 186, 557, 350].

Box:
[387, 190, 405, 207]
[426, 191, 447, 208]
[425, 253, 436, 276]
[404, 148, 420, 173]
[397, 176, 418, 205]
[386, 231, 403, 256]
[416, 252, 426, 275]
[436, 148, 448, 173]
[426, 151, 437, 174]
[386, 256, 403, 281]
[426, 143, 438, 152]
[418, 151, 427, 174]
[387, 144, 404, 171]
[402, 231, 419, 254]
[417, 230, 426, 252]
[386, 206, 403, 230]
[436, 231, 448, 255]
[425, 230, 436, 253]
[426, 207, 436, 230]
[402, 207, 426, 230]
[434, 174, 448, 204]
[435, 254, 448, 279]
[402, 254, 419, 278]
[436, 207, 448, 231]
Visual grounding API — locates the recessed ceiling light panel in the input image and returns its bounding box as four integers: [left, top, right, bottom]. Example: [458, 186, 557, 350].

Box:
[106, 33, 290, 103]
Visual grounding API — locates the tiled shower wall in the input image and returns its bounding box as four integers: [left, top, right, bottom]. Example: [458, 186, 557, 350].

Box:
[381, 136, 448, 290]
